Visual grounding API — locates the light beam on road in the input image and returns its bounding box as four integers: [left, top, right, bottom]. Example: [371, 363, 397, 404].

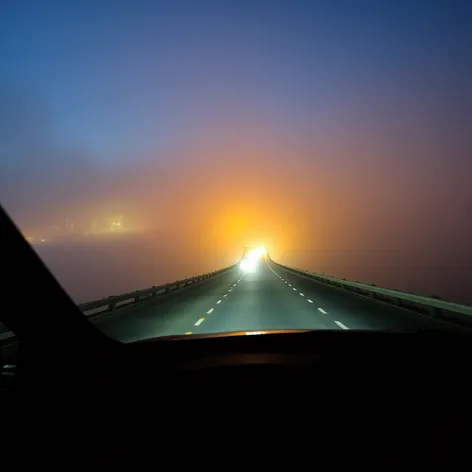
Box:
[240, 246, 266, 273]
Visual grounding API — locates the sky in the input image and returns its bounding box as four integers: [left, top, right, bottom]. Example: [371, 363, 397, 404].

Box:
[1, 0, 471, 303]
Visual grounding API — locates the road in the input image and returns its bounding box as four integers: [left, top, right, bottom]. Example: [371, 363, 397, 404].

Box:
[94, 261, 458, 342]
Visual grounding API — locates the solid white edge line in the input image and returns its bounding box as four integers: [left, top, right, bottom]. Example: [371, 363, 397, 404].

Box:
[318, 308, 328, 314]
[207, 308, 214, 314]
[307, 299, 314, 303]
[335, 320, 349, 330]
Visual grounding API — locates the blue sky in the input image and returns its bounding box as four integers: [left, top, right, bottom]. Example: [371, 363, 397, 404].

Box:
[2, 0, 468, 164]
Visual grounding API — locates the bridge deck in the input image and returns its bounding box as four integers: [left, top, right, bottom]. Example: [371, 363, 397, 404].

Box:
[94, 262, 459, 342]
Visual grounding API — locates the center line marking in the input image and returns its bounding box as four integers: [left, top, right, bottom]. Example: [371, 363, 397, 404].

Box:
[185, 331, 192, 335]
[207, 308, 214, 314]
[307, 299, 314, 303]
[195, 318, 204, 326]
[318, 308, 328, 314]
[300, 293, 304, 296]
[335, 320, 349, 330]
[216, 300, 222, 304]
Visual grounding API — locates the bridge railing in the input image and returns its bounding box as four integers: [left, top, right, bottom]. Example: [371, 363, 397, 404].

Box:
[270, 259, 472, 326]
[0, 263, 237, 341]
[80, 263, 237, 318]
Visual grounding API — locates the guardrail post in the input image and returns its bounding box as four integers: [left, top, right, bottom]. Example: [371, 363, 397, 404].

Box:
[429, 306, 443, 318]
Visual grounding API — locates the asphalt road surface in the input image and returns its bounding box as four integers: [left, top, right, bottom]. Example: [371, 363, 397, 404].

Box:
[94, 261, 459, 342]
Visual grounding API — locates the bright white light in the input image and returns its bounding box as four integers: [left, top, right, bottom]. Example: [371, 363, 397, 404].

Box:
[240, 246, 266, 272]
[240, 257, 257, 273]
[248, 246, 266, 259]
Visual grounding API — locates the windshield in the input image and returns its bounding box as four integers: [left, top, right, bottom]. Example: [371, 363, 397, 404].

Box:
[1, 1, 471, 342]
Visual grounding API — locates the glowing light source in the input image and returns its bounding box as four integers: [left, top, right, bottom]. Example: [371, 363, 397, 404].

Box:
[240, 257, 257, 273]
[246, 246, 266, 259]
[240, 246, 267, 272]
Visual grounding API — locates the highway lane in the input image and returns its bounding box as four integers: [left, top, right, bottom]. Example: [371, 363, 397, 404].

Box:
[94, 260, 460, 342]
[191, 262, 336, 334]
[93, 267, 241, 342]
[269, 262, 460, 332]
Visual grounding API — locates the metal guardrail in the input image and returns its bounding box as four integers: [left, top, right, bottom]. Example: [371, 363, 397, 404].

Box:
[79, 264, 237, 318]
[0, 264, 237, 342]
[271, 259, 472, 324]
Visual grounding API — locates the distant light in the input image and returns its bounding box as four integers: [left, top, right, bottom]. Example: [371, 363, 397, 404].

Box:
[245, 331, 265, 335]
[255, 246, 266, 256]
[240, 257, 257, 273]
[248, 246, 266, 259]
[41, 239, 45, 242]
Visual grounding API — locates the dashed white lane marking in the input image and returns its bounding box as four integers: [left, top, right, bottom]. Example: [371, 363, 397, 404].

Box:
[207, 308, 214, 314]
[300, 293, 304, 296]
[285, 281, 288, 284]
[318, 308, 328, 314]
[233, 284, 237, 287]
[288, 284, 292, 287]
[293, 288, 297, 291]
[223, 294, 228, 297]
[307, 299, 314, 303]
[228, 289, 232, 292]
[335, 320, 349, 330]
[216, 300, 222, 304]
[195, 318, 205, 326]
